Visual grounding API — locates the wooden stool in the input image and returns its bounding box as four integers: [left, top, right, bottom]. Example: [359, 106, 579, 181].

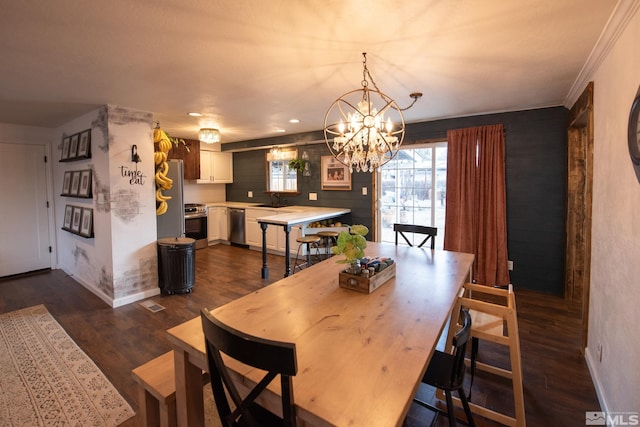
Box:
[293, 235, 320, 272]
[317, 230, 339, 259]
[442, 283, 526, 427]
[132, 351, 178, 427]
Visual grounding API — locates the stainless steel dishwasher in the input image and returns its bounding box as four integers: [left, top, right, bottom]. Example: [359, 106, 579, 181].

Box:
[228, 208, 246, 246]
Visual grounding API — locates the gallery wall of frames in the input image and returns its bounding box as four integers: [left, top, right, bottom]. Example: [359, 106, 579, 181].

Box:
[59, 128, 94, 238]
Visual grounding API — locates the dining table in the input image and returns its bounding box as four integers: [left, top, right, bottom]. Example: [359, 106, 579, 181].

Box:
[166, 242, 474, 427]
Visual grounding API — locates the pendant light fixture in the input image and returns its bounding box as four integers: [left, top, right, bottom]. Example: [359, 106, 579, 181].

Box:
[324, 53, 421, 173]
[199, 128, 221, 144]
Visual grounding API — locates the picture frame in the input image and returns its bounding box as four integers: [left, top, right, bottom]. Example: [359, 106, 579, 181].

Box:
[321, 156, 352, 190]
[78, 170, 92, 198]
[62, 171, 72, 195]
[77, 129, 91, 159]
[80, 208, 93, 237]
[69, 134, 80, 159]
[61, 136, 71, 161]
[69, 171, 81, 196]
[70, 206, 82, 233]
[63, 205, 73, 230]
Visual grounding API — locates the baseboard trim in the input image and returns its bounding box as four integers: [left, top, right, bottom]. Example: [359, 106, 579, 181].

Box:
[584, 346, 610, 415]
[61, 268, 160, 308]
[112, 287, 160, 308]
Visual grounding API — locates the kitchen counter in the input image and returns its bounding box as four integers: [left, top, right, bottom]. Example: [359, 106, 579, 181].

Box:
[255, 206, 350, 279]
[205, 202, 327, 213]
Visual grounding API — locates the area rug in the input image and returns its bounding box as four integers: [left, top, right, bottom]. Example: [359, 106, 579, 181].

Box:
[0, 304, 135, 426]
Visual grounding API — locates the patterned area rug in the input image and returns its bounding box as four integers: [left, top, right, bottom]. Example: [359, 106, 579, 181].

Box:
[0, 305, 135, 426]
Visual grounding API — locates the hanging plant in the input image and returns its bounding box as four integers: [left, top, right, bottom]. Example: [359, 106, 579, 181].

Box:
[288, 158, 307, 173]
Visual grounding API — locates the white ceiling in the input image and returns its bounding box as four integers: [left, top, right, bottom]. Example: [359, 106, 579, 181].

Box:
[0, 0, 618, 143]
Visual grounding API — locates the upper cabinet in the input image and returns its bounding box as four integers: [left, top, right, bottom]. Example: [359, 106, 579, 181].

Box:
[167, 138, 200, 180]
[198, 150, 233, 184]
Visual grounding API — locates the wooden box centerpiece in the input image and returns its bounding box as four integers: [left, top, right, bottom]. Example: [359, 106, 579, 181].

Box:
[339, 262, 396, 294]
[331, 224, 396, 294]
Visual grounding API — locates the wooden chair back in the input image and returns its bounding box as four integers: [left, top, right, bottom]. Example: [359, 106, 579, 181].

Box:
[449, 308, 473, 389]
[393, 223, 437, 249]
[200, 309, 298, 427]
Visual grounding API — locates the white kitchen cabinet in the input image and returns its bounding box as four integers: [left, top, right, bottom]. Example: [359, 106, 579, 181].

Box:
[246, 208, 275, 248]
[198, 150, 233, 184]
[245, 208, 299, 255]
[207, 206, 228, 242]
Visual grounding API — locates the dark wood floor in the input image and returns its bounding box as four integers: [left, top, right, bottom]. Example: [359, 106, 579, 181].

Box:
[0, 244, 600, 427]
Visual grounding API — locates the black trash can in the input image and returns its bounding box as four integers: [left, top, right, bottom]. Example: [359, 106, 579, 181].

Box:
[157, 237, 196, 294]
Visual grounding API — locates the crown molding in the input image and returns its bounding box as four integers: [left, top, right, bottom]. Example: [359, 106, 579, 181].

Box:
[564, 0, 640, 108]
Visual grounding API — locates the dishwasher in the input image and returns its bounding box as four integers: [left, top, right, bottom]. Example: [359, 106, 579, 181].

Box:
[228, 208, 246, 246]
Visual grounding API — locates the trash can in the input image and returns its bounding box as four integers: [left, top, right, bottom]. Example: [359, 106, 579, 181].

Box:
[157, 237, 196, 294]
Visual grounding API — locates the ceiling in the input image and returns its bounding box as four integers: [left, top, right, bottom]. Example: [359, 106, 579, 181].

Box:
[0, 0, 618, 143]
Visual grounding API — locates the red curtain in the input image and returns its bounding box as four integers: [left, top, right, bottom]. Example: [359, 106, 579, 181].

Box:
[444, 124, 510, 286]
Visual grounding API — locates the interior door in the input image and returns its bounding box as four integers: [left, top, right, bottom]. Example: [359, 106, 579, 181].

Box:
[0, 143, 51, 276]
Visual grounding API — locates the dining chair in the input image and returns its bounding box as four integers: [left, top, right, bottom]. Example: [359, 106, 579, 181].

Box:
[200, 309, 298, 427]
[412, 308, 475, 427]
[393, 224, 437, 249]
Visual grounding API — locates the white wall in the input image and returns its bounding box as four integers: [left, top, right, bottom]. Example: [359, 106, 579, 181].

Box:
[583, 1, 640, 414]
[54, 105, 159, 307]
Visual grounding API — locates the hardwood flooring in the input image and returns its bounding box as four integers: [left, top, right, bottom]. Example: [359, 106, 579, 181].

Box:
[0, 244, 600, 426]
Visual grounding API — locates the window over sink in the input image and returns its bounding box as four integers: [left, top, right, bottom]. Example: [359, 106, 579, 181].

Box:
[266, 148, 298, 193]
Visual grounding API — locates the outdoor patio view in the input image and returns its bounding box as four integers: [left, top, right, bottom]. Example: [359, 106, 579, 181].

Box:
[379, 144, 447, 248]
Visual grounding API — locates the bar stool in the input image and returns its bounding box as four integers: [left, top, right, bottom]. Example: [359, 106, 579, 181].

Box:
[317, 230, 339, 259]
[293, 235, 321, 272]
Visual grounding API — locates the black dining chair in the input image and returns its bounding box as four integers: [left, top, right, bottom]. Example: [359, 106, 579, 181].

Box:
[412, 308, 475, 427]
[200, 309, 298, 427]
[393, 224, 438, 249]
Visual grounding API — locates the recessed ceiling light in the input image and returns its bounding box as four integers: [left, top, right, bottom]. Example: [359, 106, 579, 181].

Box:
[289, 119, 300, 124]
[187, 112, 202, 117]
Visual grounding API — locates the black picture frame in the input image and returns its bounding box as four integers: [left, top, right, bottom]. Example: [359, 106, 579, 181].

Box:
[62, 171, 72, 195]
[80, 208, 93, 237]
[69, 134, 80, 159]
[70, 207, 82, 233]
[63, 205, 73, 230]
[61, 136, 71, 161]
[78, 170, 92, 198]
[77, 129, 91, 159]
[69, 171, 81, 196]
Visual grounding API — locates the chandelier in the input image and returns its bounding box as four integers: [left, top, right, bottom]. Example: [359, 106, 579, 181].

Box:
[199, 128, 221, 144]
[324, 53, 421, 173]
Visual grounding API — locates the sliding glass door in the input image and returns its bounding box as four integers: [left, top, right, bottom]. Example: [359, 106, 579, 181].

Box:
[377, 143, 447, 248]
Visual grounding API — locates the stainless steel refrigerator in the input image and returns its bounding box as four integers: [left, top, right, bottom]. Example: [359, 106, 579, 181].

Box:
[156, 159, 185, 238]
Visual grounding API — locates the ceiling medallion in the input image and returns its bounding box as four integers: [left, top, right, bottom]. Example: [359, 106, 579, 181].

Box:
[324, 52, 421, 173]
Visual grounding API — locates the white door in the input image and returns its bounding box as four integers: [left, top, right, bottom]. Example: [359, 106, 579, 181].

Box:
[0, 143, 51, 276]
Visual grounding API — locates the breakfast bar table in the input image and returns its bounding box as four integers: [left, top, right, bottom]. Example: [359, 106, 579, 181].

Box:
[256, 207, 350, 278]
[167, 242, 474, 427]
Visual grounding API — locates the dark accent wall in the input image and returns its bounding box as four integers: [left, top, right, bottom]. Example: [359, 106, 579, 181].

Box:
[225, 107, 568, 295]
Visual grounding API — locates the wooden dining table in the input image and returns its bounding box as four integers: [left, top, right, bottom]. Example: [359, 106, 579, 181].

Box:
[166, 242, 474, 427]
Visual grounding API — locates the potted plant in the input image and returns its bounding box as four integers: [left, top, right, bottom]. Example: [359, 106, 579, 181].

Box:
[288, 158, 307, 173]
[331, 224, 369, 273]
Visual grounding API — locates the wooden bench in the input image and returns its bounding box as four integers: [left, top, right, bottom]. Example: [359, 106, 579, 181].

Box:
[132, 351, 179, 427]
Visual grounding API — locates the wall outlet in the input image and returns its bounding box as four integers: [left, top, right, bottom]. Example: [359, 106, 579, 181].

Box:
[247, 191, 253, 198]
[507, 260, 514, 270]
[362, 187, 368, 196]
[309, 193, 317, 201]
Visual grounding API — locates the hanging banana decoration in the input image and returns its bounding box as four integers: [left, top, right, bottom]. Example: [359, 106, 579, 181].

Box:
[153, 125, 173, 215]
